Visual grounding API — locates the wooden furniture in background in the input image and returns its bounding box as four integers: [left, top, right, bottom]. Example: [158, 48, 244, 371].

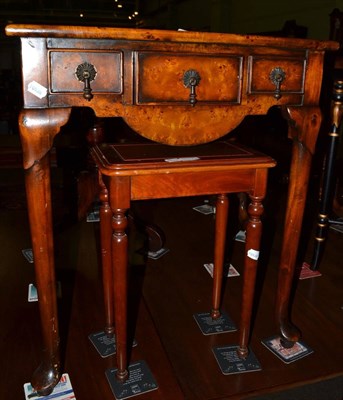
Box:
[329, 8, 343, 69]
[309, 8, 343, 270]
[5, 24, 338, 395]
[311, 79, 343, 270]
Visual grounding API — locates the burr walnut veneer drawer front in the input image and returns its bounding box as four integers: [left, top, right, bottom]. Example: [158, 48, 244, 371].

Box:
[49, 51, 123, 93]
[248, 56, 306, 95]
[135, 52, 243, 105]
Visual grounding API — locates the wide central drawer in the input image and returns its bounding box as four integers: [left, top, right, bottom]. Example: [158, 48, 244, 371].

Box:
[135, 52, 243, 105]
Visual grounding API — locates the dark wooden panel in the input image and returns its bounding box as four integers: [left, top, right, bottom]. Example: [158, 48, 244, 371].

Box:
[49, 50, 123, 93]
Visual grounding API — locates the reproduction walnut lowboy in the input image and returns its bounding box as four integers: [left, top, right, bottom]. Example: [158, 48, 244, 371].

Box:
[5, 24, 338, 395]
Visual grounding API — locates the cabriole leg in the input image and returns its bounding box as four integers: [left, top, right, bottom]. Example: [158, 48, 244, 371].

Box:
[19, 108, 71, 395]
[276, 106, 322, 347]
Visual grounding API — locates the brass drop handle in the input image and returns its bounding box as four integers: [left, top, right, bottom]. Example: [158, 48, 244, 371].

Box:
[75, 62, 97, 101]
[269, 67, 286, 100]
[183, 69, 201, 106]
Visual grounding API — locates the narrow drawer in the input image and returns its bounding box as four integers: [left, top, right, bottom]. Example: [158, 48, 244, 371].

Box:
[248, 56, 306, 95]
[135, 52, 242, 105]
[49, 50, 123, 93]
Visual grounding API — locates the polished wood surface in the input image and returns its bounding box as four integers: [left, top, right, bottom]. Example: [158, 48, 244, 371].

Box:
[0, 179, 342, 399]
[92, 140, 275, 380]
[5, 24, 338, 145]
[5, 24, 339, 395]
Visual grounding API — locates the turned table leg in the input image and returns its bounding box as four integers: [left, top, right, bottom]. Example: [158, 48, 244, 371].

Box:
[237, 192, 264, 359]
[98, 173, 115, 336]
[211, 194, 229, 319]
[19, 108, 71, 395]
[108, 177, 131, 381]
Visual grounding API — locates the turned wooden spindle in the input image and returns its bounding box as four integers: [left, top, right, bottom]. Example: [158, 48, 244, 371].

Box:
[211, 194, 229, 320]
[111, 205, 129, 381]
[237, 194, 264, 359]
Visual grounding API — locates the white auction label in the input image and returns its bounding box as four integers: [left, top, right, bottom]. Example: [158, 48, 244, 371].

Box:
[247, 249, 260, 260]
[165, 157, 200, 162]
[28, 81, 48, 99]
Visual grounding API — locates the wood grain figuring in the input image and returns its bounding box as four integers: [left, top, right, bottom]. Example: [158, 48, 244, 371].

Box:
[6, 23, 339, 395]
[50, 51, 123, 93]
[129, 170, 256, 200]
[249, 57, 305, 94]
[5, 24, 339, 50]
[136, 53, 241, 104]
[122, 106, 265, 145]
